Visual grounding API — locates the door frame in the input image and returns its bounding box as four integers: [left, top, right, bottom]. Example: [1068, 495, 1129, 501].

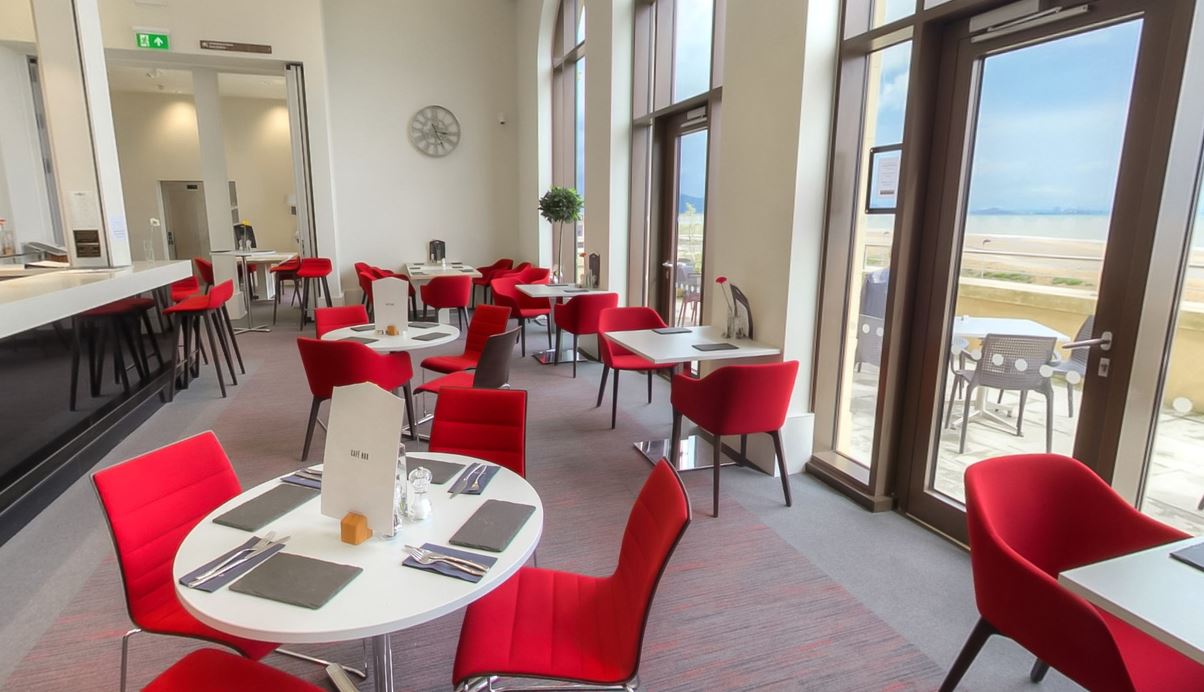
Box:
[653, 106, 710, 325]
[894, 0, 1198, 540]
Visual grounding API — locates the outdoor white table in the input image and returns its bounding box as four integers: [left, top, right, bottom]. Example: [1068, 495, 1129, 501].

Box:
[215, 250, 299, 334]
[948, 315, 1070, 429]
[1059, 537, 1204, 666]
[174, 452, 543, 692]
[603, 325, 782, 471]
[320, 323, 460, 353]
[517, 284, 612, 365]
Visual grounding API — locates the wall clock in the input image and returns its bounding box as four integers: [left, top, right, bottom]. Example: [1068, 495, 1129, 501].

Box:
[408, 105, 461, 157]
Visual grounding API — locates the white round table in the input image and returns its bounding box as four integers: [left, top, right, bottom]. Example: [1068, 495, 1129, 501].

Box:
[320, 324, 461, 352]
[173, 452, 543, 692]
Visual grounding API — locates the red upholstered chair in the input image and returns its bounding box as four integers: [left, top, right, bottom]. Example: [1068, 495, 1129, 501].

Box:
[296, 337, 417, 459]
[356, 271, 376, 316]
[170, 276, 202, 303]
[419, 274, 473, 330]
[193, 257, 215, 289]
[421, 304, 511, 375]
[494, 261, 531, 283]
[518, 266, 551, 283]
[670, 360, 799, 517]
[416, 326, 520, 396]
[427, 386, 527, 477]
[164, 280, 243, 399]
[91, 432, 279, 691]
[315, 304, 370, 338]
[270, 256, 301, 324]
[491, 275, 552, 357]
[452, 458, 691, 690]
[366, 266, 418, 316]
[472, 258, 514, 307]
[144, 649, 322, 692]
[941, 454, 1199, 692]
[596, 307, 677, 429]
[553, 292, 618, 377]
[296, 257, 333, 330]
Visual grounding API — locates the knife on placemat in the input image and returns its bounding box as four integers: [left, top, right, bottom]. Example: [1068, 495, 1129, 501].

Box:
[449, 463, 481, 498]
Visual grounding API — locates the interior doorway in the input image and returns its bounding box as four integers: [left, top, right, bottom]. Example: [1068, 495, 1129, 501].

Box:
[159, 181, 208, 261]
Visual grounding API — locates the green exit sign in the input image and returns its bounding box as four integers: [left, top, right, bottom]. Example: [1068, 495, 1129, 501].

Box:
[135, 32, 170, 51]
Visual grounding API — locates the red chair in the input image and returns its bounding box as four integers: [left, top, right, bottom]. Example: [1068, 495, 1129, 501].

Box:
[472, 258, 514, 307]
[942, 454, 1199, 692]
[553, 292, 618, 377]
[270, 256, 301, 325]
[596, 307, 677, 429]
[452, 458, 691, 690]
[518, 266, 551, 283]
[491, 275, 552, 357]
[420, 274, 473, 330]
[144, 649, 322, 692]
[428, 386, 527, 477]
[91, 432, 280, 691]
[170, 276, 202, 303]
[417, 326, 520, 396]
[493, 261, 531, 282]
[193, 257, 215, 289]
[421, 304, 511, 375]
[164, 280, 243, 399]
[367, 266, 418, 316]
[296, 257, 333, 330]
[356, 270, 376, 317]
[670, 361, 799, 517]
[315, 304, 370, 338]
[296, 337, 417, 459]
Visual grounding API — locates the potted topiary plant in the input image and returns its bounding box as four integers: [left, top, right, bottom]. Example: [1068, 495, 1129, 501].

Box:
[538, 186, 583, 283]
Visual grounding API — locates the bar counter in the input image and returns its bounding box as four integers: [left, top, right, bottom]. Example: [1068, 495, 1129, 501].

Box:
[0, 260, 190, 545]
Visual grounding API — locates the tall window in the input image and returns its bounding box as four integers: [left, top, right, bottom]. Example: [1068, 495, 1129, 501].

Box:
[552, 0, 585, 281]
[631, 0, 723, 320]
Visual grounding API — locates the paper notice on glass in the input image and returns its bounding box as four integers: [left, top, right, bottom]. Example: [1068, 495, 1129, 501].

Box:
[373, 276, 410, 332]
[320, 382, 406, 535]
[66, 191, 101, 230]
[876, 156, 900, 201]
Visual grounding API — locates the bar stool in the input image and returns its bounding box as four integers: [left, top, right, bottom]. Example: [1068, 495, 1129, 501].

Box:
[553, 292, 618, 377]
[297, 257, 333, 329]
[164, 280, 243, 399]
[419, 275, 472, 330]
[670, 360, 800, 517]
[69, 297, 164, 411]
[270, 256, 302, 324]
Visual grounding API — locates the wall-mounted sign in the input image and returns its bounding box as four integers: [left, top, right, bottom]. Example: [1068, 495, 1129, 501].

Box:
[135, 31, 170, 51]
[866, 144, 903, 214]
[200, 40, 272, 55]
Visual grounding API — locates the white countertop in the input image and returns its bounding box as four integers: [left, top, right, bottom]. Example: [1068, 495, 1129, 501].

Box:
[0, 260, 191, 339]
[1059, 537, 1204, 665]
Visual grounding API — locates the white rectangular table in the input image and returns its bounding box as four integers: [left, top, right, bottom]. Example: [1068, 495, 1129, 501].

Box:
[1059, 537, 1204, 665]
[404, 262, 482, 325]
[517, 284, 612, 365]
[603, 325, 782, 471]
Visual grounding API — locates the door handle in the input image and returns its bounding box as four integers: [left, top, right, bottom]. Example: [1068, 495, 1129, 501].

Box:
[661, 262, 674, 268]
[1063, 331, 1112, 352]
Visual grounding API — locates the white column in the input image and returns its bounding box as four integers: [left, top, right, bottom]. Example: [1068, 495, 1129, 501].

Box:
[515, 0, 557, 268]
[30, 0, 131, 266]
[706, 0, 839, 474]
[583, 0, 633, 302]
[193, 68, 242, 314]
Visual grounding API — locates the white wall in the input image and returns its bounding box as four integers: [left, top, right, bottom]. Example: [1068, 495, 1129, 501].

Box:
[109, 90, 296, 261]
[321, 0, 520, 292]
[0, 44, 55, 248]
[515, 0, 558, 268]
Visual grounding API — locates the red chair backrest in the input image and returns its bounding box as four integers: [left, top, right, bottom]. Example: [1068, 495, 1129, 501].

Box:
[670, 361, 799, 435]
[428, 387, 527, 477]
[296, 337, 413, 399]
[297, 257, 333, 277]
[420, 275, 473, 308]
[491, 276, 550, 313]
[271, 256, 301, 273]
[519, 266, 551, 283]
[204, 279, 235, 309]
[353, 262, 371, 275]
[315, 305, 370, 338]
[357, 271, 375, 302]
[555, 292, 619, 335]
[598, 307, 667, 365]
[194, 257, 215, 286]
[170, 276, 201, 302]
[965, 454, 1188, 692]
[608, 459, 691, 678]
[463, 304, 512, 359]
[92, 431, 242, 627]
[478, 258, 514, 278]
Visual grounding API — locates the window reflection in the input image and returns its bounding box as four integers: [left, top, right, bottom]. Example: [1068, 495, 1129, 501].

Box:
[672, 0, 713, 102]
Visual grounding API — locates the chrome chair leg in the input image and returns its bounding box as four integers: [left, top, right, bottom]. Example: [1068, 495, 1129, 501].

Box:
[120, 627, 142, 692]
[467, 675, 638, 691]
[276, 647, 368, 680]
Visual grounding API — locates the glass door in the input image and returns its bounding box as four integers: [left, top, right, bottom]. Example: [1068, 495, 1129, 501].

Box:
[656, 107, 709, 327]
[898, 1, 1185, 539]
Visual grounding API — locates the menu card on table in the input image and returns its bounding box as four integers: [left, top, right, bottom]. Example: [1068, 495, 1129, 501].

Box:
[320, 383, 406, 535]
[373, 276, 410, 331]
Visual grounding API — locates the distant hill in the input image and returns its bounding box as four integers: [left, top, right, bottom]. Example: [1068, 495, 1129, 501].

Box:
[970, 207, 1109, 216]
[678, 194, 706, 214]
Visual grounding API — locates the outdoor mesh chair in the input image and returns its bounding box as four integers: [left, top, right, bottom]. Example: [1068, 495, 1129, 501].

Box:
[946, 334, 1057, 454]
[853, 268, 890, 371]
[1050, 315, 1094, 417]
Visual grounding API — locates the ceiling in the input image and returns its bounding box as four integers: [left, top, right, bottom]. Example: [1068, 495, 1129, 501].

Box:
[106, 65, 287, 100]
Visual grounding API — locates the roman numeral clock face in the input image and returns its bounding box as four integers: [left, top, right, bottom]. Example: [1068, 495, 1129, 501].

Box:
[408, 105, 461, 157]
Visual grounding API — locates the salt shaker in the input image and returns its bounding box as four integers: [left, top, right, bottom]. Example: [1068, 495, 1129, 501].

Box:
[406, 467, 433, 521]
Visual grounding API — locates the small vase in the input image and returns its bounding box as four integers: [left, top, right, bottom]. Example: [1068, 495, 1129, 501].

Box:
[724, 310, 736, 339]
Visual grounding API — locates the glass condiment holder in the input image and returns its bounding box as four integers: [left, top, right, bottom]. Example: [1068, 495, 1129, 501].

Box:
[406, 467, 433, 521]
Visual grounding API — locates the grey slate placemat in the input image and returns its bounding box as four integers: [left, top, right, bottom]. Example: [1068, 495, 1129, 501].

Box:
[212, 485, 318, 532]
[449, 499, 536, 553]
[229, 552, 362, 609]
